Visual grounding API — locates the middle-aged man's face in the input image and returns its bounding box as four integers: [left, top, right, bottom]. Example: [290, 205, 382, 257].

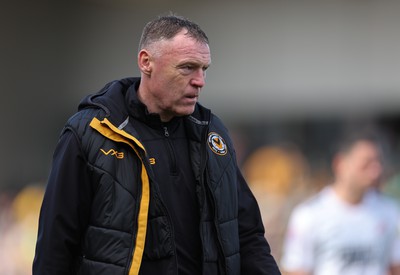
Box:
[340, 140, 383, 190]
[144, 29, 211, 121]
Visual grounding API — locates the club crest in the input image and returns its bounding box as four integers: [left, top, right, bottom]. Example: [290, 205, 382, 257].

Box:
[207, 132, 228, 156]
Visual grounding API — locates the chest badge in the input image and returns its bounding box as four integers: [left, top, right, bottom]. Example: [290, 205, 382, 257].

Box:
[208, 132, 228, 156]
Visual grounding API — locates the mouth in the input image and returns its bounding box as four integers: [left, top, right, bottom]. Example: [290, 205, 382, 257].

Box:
[183, 94, 199, 104]
[185, 92, 199, 100]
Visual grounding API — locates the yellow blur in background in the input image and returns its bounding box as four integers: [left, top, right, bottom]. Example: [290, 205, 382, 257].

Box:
[0, 185, 44, 275]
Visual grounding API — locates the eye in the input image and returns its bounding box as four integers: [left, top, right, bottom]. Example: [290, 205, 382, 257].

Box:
[179, 64, 195, 75]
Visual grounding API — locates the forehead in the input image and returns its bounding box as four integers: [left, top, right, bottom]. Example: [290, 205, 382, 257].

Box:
[349, 140, 380, 158]
[157, 32, 211, 64]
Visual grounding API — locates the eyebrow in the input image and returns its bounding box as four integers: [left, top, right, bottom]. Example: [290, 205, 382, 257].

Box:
[178, 60, 211, 69]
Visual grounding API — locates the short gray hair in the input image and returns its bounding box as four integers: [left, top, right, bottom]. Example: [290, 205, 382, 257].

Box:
[138, 14, 209, 51]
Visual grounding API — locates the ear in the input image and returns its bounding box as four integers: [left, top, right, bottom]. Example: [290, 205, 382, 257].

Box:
[138, 49, 152, 76]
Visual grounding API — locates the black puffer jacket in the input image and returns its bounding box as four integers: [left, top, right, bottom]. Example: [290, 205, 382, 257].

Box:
[33, 78, 281, 275]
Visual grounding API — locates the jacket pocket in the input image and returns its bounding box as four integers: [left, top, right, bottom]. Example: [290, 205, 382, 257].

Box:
[82, 225, 132, 266]
[143, 216, 174, 260]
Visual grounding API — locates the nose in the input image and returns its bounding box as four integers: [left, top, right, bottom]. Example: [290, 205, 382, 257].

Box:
[190, 69, 206, 88]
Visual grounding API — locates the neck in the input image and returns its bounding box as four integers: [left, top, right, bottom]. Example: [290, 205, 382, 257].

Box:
[136, 82, 152, 111]
[137, 83, 173, 122]
[332, 181, 366, 205]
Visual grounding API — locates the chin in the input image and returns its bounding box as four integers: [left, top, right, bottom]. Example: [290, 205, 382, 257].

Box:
[178, 107, 196, 117]
[177, 112, 195, 118]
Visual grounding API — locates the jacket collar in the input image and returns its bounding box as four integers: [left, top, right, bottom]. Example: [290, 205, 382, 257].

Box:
[125, 81, 183, 131]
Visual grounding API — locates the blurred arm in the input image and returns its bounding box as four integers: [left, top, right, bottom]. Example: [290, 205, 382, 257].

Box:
[389, 212, 400, 275]
[280, 199, 315, 275]
[389, 265, 400, 275]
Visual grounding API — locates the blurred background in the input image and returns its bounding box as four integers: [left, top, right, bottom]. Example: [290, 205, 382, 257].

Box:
[1, 0, 400, 273]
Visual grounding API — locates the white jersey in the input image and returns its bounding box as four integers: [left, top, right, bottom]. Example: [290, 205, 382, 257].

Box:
[281, 186, 400, 275]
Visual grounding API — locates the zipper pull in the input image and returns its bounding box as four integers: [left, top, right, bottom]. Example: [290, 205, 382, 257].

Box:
[163, 126, 170, 137]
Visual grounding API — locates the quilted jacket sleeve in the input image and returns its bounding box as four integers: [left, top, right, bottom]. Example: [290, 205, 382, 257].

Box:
[33, 129, 93, 275]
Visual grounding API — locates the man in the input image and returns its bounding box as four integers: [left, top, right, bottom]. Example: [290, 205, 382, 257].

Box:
[281, 130, 400, 275]
[33, 14, 280, 275]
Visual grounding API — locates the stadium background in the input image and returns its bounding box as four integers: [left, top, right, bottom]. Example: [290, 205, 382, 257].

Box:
[1, 0, 400, 273]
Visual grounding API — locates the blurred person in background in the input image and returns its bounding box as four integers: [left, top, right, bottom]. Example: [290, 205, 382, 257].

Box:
[32, 14, 280, 275]
[281, 129, 400, 275]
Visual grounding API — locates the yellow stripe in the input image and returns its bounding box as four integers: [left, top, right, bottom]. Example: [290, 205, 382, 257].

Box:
[129, 163, 150, 275]
[89, 117, 149, 275]
[97, 118, 146, 152]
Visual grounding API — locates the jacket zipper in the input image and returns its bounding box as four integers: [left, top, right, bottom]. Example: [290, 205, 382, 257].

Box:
[163, 126, 178, 176]
[161, 126, 179, 272]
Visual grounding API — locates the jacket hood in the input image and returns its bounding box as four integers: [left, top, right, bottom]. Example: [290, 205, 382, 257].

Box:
[78, 77, 140, 126]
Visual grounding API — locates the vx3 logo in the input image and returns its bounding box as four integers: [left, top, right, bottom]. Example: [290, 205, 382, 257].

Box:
[100, 148, 124, 159]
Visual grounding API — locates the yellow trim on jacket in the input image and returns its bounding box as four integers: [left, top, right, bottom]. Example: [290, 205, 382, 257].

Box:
[89, 117, 150, 275]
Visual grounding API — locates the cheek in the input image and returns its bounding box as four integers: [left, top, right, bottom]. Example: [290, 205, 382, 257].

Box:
[159, 71, 183, 88]
[169, 77, 190, 95]
[152, 75, 178, 97]
[364, 162, 382, 180]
